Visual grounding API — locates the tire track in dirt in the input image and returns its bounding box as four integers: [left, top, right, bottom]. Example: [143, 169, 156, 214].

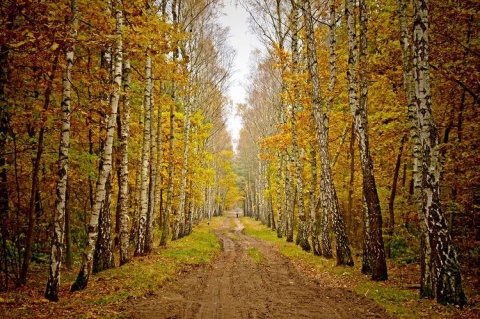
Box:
[123, 213, 393, 319]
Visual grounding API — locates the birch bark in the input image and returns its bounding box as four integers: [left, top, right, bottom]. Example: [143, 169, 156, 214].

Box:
[302, 0, 353, 266]
[309, 148, 321, 256]
[345, 0, 386, 279]
[290, 0, 309, 251]
[412, 0, 465, 306]
[145, 80, 156, 252]
[45, 0, 77, 301]
[396, 0, 433, 298]
[71, 1, 122, 291]
[118, 59, 130, 266]
[135, 48, 152, 256]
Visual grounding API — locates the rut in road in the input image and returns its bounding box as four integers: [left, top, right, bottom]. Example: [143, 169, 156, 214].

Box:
[123, 214, 392, 319]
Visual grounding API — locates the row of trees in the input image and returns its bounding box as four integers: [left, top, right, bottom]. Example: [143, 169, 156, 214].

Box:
[0, 0, 241, 301]
[236, 0, 478, 307]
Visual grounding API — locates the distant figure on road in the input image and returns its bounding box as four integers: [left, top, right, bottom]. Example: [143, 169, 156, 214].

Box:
[236, 213, 238, 218]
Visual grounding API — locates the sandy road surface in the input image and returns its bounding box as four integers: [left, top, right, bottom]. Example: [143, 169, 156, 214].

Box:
[123, 213, 392, 319]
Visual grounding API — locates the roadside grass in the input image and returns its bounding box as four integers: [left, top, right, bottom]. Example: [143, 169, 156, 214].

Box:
[246, 248, 264, 264]
[241, 217, 479, 319]
[0, 216, 223, 319]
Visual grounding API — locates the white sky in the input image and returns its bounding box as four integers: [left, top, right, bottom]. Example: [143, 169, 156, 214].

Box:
[217, 0, 260, 149]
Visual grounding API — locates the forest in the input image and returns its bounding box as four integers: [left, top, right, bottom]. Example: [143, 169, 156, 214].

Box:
[0, 0, 478, 316]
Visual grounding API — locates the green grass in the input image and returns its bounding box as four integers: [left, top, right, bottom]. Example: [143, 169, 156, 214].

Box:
[247, 248, 264, 264]
[241, 217, 335, 271]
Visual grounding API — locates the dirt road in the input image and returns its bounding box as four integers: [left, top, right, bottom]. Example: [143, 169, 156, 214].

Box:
[123, 214, 392, 319]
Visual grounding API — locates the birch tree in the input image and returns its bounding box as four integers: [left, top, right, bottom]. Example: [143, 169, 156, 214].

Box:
[118, 59, 131, 266]
[45, 0, 78, 301]
[412, 0, 465, 306]
[301, 0, 353, 266]
[396, 0, 432, 298]
[71, 0, 123, 291]
[135, 46, 152, 256]
[345, 0, 387, 280]
[290, 0, 310, 251]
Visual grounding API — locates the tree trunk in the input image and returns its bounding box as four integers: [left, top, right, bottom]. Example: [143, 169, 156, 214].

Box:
[396, 0, 433, 298]
[160, 86, 175, 247]
[118, 59, 131, 266]
[165, 0, 179, 245]
[386, 134, 406, 258]
[45, 0, 77, 300]
[276, 154, 284, 238]
[65, 182, 72, 269]
[135, 48, 152, 256]
[145, 78, 156, 252]
[309, 148, 321, 256]
[290, 1, 309, 252]
[21, 51, 59, 286]
[285, 166, 294, 242]
[93, 171, 115, 273]
[345, 0, 385, 279]
[71, 2, 122, 291]
[347, 121, 355, 238]
[412, 0, 466, 306]
[302, 0, 353, 266]
[153, 82, 163, 242]
[130, 159, 142, 244]
[320, 176, 333, 259]
[173, 98, 191, 240]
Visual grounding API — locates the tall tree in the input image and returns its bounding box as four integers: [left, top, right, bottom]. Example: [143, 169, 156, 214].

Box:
[44, 0, 78, 301]
[412, 0, 465, 306]
[396, 0, 432, 298]
[71, 0, 123, 291]
[301, 0, 353, 266]
[118, 59, 131, 266]
[290, 0, 310, 252]
[345, 0, 387, 280]
[135, 45, 152, 256]
[21, 39, 60, 287]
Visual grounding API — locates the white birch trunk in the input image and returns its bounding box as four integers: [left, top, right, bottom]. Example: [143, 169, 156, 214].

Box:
[346, 0, 387, 280]
[135, 48, 152, 256]
[71, 1, 122, 291]
[302, 0, 353, 266]
[396, 0, 432, 298]
[412, 0, 465, 306]
[290, 1, 309, 251]
[160, 87, 175, 246]
[119, 59, 130, 266]
[45, 0, 77, 301]
[309, 148, 321, 256]
[145, 80, 156, 252]
[276, 154, 284, 238]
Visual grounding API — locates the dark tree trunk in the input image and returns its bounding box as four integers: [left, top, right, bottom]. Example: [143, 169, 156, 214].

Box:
[21, 52, 59, 285]
[386, 134, 406, 258]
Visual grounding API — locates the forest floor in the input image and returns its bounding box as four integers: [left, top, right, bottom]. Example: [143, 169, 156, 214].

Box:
[1, 213, 479, 318]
